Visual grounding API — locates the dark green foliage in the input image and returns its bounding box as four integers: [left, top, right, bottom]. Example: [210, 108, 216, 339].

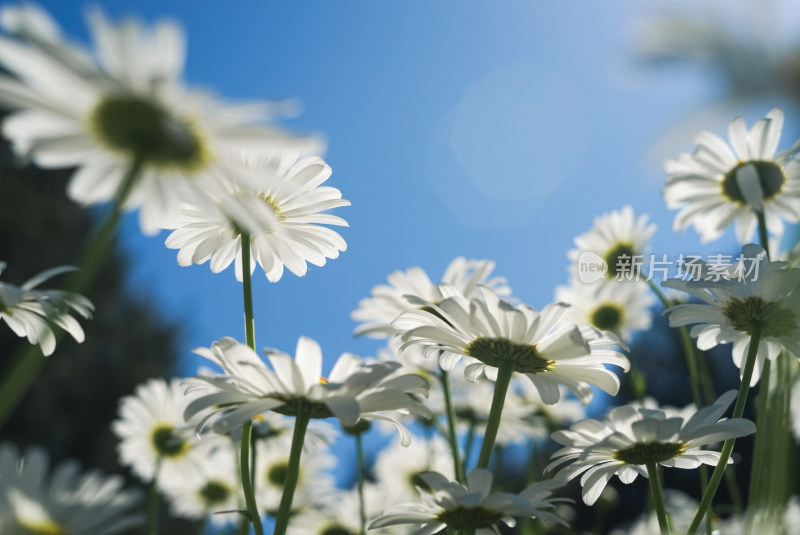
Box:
[0, 133, 199, 533]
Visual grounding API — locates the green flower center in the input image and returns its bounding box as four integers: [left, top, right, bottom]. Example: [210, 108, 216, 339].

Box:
[150, 425, 189, 458]
[721, 161, 785, 204]
[604, 242, 636, 278]
[612, 441, 687, 465]
[590, 304, 624, 332]
[723, 296, 798, 338]
[199, 481, 230, 505]
[319, 524, 358, 535]
[267, 462, 290, 487]
[436, 506, 504, 529]
[466, 337, 553, 374]
[89, 95, 209, 170]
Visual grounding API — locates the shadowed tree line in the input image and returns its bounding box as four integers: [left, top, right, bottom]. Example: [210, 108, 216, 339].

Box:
[0, 131, 199, 533]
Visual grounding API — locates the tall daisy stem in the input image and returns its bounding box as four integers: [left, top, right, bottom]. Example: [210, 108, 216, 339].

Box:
[241, 233, 256, 349]
[240, 421, 264, 535]
[646, 461, 672, 535]
[0, 155, 145, 430]
[439, 369, 466, 484]
[147, 461, 162, 535]
[477, 359, 514, 470]
[356, 432, 367, 535]
[686, 326, 762, 535]
[273, 409, 311, 535]
[238, 234, 264, 535]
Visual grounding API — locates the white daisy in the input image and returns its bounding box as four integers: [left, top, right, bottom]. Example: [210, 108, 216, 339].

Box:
[555, 279, 655, 342]
[373, 434, 455, 502]
[164, 154, 349, 282]
[112, 377, 215, 484]
[547, 391, 755, 505]
[663, 243, 800, 386]
[0, 6, 320, 234]
[393, 289, 629, 405]
[352, 257, 512, 338]
[183, 336, 432, 444]
[160, 439, 243, 526]
[254, 436, 336, 515]
[0, 443, 143, 535]
[451, 374, 567, 445]
[0, 262, 93, 356]
[567, 206, 657, 282]
[609, 490, 698, 535]
[663, 108, 800, 243]
[250, 412, 339, 452]
[368, 469, 568, 535]
[289, 485, 399, 535]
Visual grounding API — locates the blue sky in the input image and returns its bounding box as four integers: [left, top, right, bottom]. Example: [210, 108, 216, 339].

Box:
[35, 0, 800, 400]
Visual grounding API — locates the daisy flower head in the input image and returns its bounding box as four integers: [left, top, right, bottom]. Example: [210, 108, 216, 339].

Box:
[663, 243, 800, 386]
[368, 469, 568, 535]
[254, 436, 336, 515]
[451, 374, 563, 445]
[112, 377, 216, 484]
[0, 6, 321, 234]
[160, 439, 243, 526]
[183, 336, 432, 444]
[289, 485, 396, 535]
[373, 434, 455, 502]
[663, 108, 800, 243]
[352, 256, 512, 338]
[547, 391, 755, 505]
[555, 278, 655, 342]
[0, 443, 143, 535]
[165, 153, 349, 282]
[567, 206, 657, 283]
[393, 289, 629, 405]
[0, 262, 93, 356]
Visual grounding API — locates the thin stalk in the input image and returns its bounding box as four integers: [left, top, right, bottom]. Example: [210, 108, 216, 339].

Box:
[147, 461, 162, 535]
[463, 419, 477, 473]
[686, 326, 762, 534]
[240, 421, 264, 535]
[756, 211, 771, 259]
[273, 410, 311, 535]
[476, 359, 514, 469]
[647, 279, 709, 407]
[356, 432, 367, 535]
[439, 369, 466, 484]
[0, 155, 146, 430]
[646, 461, 672, 535]
[241, 233, 256, 349]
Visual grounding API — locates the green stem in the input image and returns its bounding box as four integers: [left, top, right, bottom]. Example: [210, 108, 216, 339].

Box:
[756, 210, 771, 259]
[148, 459, 162, 535]
[476, 360, 514, 469]
[646, 461, 672, 535]
[356, 432, 367, 535]
[686, 326, 762, 534]
[241, 233, 256, 350]
[240, 421, 264, 535]
[439, 369, 466, 484]
[273, 410, 311, 535]
[0, 155, 145, 431]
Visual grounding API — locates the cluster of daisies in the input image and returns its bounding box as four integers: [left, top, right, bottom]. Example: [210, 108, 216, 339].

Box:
[3, 4, 800, 535]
